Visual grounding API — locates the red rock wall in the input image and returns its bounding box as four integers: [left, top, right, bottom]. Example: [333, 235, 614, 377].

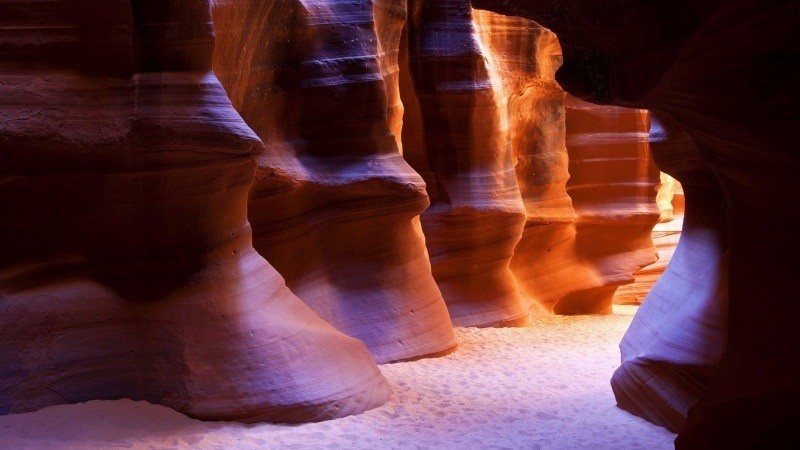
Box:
[400, 0, 527, 327]
[562, 96, 660, 313]
[1, 0, 676, 425]
[473, 12, 660, 317]
[614, 174, 684, 305]
[472, 12, 576, 319]
[211, 0, 457, 363]
[0, 0, 390, 423]
[472, 0, 800, 444]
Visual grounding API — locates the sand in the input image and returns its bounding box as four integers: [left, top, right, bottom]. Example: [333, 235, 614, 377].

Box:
[0, 305, 675, 449]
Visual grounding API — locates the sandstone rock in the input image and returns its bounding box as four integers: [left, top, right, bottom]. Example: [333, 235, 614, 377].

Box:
[472, 12, 576, 319]
[614, 174, 683, 305]
[399, 0, 527, 327]
[611, 112, 728, 432]
[473, 0, 800, 443]
[411, 8, 659, 321]
[0, 0, 390, 423]
[211, 0, 457, 362]
[562, 96, 660, 313]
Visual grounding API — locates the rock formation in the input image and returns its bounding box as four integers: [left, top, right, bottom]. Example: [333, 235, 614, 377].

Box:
[472, 12, 577, 318]
[611, 112, 728, 432]
[0, 0, 390, 423]
[404, 6, 660, 322]
[473, 0, 800, 444]
[211, 0, 457, 362]
[614, 174, 684, 305]
[400, 0, 527, 327]
[562, 96, 660, 313]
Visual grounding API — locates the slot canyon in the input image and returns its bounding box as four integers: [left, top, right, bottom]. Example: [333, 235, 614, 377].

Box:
[0, 0, 796, 448]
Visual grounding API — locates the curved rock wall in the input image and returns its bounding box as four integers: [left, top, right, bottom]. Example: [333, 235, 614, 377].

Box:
[400, 0, 527, 327]
[0, 0, 390, 422]
[1, 0, 684, 426]
[563, 96, 660, 313]
[472, 0, 800, 444]
[614, 173, 684, 305]
[612, 112, 728, 432]
[211, 0, 457, 363]
[408, 6, 659, 322]
[472, 12, 578, 318]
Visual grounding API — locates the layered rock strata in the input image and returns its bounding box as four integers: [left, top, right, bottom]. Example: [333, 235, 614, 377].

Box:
[614, 174, 684, 305]
[472, 12, 577, 318]
[399, 0, 527, 327]
[406, 7, 660, 322]
[211, 0, 457, 363]
[611, 112, 728, 432]
[473, 0, 800, 444]
[562, 96, 660, 313]
[0, 0, 390, 422]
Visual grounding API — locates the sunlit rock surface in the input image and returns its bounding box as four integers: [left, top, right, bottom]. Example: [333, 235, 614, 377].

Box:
[562, 96, 660, 314]
[406, 7, 660, 322]
[473, 12, 577, 319]
[400, 0, 527, 327]
[473, 0, 800, 444]
[211, 0, 457, 363]
[0, 0, 390, 423]
[615, 174, 684, 305]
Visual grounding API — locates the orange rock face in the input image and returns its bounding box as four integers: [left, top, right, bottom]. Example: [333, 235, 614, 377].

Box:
[1, 0, 684, 426]
[0, 0, 390, 422]
[614, 174, 684, 305]
[211, 0, 457, 363]
[403, 7, 661, 323]
[562, 97, 660, 313]
[400, 1, 527, 327]
[473, 0, 799, 444]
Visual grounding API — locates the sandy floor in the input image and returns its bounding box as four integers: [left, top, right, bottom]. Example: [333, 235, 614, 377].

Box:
[0, 305, 675, 449]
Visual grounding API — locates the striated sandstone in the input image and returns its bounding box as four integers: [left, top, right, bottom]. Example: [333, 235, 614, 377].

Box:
[562, 96, 660, 314]
[612, 112, 728, 432]
[473, 0, 800, 444]
[399, 0, 527, 327]
[0, 0, 390, 423]
[614, 174, 684, 305]
[211, 0, 457, 363]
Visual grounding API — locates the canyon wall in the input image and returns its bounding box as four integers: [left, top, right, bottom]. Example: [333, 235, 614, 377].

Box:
[2, 0, 672, 424]
[211, 0, 457, 363]
[561, 97, 660, 313]
[615, 174, 684, 305]
[612, 112, 728, 432]
[402, 4, 660, 323]
[400, 0, 527, 327]
[0, 0, 390, 422]
[473, 0, 800, 445]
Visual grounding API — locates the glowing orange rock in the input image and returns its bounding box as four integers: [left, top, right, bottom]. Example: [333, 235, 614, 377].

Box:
[0, 0, 390, 422]
[211, 0, 456, 362]
[400, 0, 527, 327]
[562, 96, 661, 313]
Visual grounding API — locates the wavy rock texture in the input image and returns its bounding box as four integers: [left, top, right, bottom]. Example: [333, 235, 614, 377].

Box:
[472, 12, 577, 318]
[400, 0, 527, 327]
[473, 0, 800, 444]
[211, 0, 457, 362]
[611, 112, 728, 432]
[0, 0, 390, 423]
[614, 174, 684, 305]
[563, 96, 660, 313]
[407, 8, 659, 322]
